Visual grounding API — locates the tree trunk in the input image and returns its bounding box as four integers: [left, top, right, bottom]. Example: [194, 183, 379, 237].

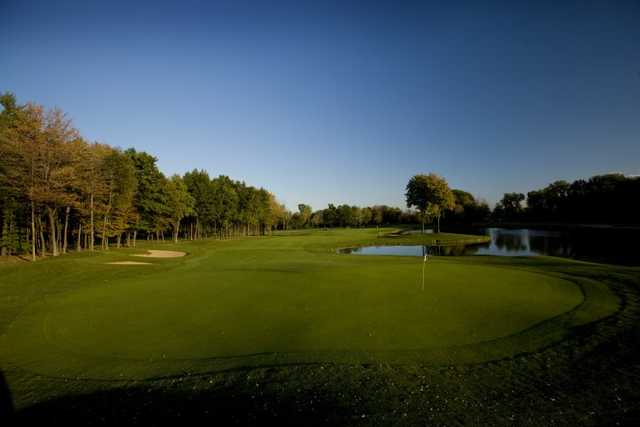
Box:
[116, 234, 121, 248]
[102, 191, 112, 250]
[77, 222, 82, 251]
[102, 214, 108, 250]
[31, 201, 36, 261]
[133, 230, 137, 248]
[173, 219, 180, 243]
[436, 215, 440, 233]
[62, 206, 70, 254]
[57, 218, 62, 252]
[47, 207, 59, 256]
[89, 192, 94, 251]
[38, 216, 46, 256]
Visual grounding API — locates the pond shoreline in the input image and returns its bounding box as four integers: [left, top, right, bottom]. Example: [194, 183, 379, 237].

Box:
[469, 222, 640, 231]
[341, 227, 640, 265]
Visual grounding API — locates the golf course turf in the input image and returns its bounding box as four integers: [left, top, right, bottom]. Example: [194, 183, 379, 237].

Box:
[1, 228, 639, 425]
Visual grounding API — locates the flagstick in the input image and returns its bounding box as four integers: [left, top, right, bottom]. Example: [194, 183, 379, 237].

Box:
[422, 248, 428, 291]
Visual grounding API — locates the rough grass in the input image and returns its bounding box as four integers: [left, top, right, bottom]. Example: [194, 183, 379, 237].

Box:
[0, 228, 637, 425]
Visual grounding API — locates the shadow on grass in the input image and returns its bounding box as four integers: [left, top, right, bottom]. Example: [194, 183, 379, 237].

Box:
[0, 370, 14, 423]
[14, 384, 344, 426]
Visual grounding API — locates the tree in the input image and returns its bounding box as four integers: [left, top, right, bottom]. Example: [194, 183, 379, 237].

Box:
[125, 149, 170, 241]
[0, 93, 24, 256]
[450, 189, 491, 225]
[296, 204, 312, 228]
[495, 192, 525, 222]
[405, 173, 455, 233]
[1, 101, 79, 257]
[99, 149, 137, 248]
[74, 142, 111, 251]
[361, 207, 373, 226]
[263, 192, 284, 234]
[183, 169, 216, 239]
[371, 206, 384, 226]
[166, 175, 194, 243]
[336, 204, 353, 227]
[211, 175, 239, 239]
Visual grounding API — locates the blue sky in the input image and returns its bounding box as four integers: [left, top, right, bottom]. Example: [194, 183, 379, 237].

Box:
[2, 0, 639, 210]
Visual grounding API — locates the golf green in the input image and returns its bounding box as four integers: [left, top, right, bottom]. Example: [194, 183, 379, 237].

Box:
[0, 229, 617, 380]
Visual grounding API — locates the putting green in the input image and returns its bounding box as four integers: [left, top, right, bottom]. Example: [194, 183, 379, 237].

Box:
[0, 229, 617, 380]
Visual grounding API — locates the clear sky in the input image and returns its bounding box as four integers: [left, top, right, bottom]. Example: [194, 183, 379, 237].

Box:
[2, 0, 639, 210]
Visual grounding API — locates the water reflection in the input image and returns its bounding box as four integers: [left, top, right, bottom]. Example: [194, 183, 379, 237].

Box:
[476, 228, 536, 256]
[340, 227, 640, 265]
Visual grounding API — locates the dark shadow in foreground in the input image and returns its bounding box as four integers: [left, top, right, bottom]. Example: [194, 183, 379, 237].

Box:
[15, 385, 346, 426]
[0, 370, 15, 424]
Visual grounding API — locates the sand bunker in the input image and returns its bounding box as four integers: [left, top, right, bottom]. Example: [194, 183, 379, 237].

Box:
[133, 250, 186, 258]
[107, 261, 152, 265]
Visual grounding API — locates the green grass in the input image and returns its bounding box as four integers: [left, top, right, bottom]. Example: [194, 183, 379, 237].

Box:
[0, 227, 636, 424]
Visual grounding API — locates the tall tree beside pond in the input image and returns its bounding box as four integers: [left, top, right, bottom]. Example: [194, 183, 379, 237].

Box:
[405, 173, 455, 233]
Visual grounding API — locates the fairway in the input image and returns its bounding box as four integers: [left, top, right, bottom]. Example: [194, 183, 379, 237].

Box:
[0, 229, 615, 382]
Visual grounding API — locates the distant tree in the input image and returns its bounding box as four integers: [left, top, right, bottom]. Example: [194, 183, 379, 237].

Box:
[336, 204, 353, 227]
[361, 207, 373, 226]
[166, 175, 194, 243]
[263, 191, 284, 234]
[210, 175, 239, 239]
[2, 102, 79, 257]
[450, 189, 491, 225]
[405, 173, 455, 233]
[323, 204, 338, 227]
[296, 204, 312, 228]
[371, 206, 384, 226]
[351, 206, 363, 227]
[183, 169, 217, 239]
[125, 149, 170, 242]
[0, 93, 24, 256]
[74, 142, 111, 251]
[97, 149, 137, 249]
[310, 210, 323, 228]
[495, 192, 525, 222]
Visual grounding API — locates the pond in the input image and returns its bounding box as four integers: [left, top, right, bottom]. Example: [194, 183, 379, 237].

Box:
[340, 227, 640, 265]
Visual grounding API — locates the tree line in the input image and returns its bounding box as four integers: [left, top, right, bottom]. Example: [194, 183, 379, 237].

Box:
[287, 174, 491, 232]
[10, 92, 572, 262]
[287, 203, 420, 229]
[493, 174, 640, 225]
[0, 93, 289, 260]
